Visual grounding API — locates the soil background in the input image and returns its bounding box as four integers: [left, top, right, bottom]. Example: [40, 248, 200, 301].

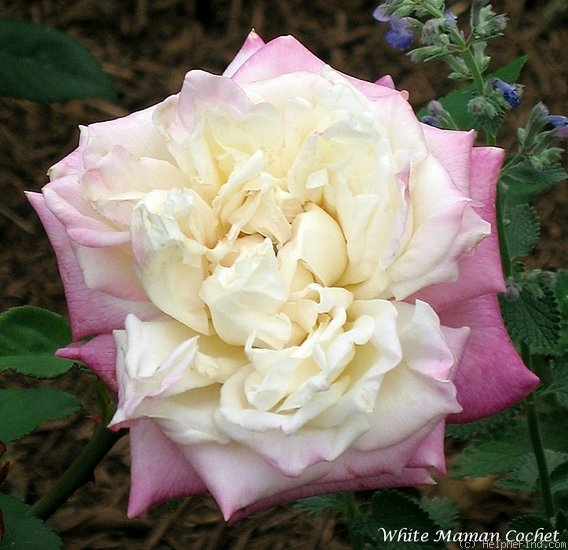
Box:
[0, 0, 566, 548]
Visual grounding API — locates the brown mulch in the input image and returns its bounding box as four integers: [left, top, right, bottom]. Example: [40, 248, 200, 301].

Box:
[0, 0, 567, 548]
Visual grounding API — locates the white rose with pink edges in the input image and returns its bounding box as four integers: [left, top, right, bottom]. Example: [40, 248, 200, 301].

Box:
[29, 32, 538, 521]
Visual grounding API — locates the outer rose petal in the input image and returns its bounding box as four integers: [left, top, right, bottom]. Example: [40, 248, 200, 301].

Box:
[57, 334, 118, 391]
[27, 192, 159, 339]
[229, 421, 447, 522]
[223, 30, 266, 78]
[411, 147, 506, 310]
[440, 294, 539, 422]
[126, 419, 207, 517]
[229, 35, 326, 84]
[180, 420, 446, 522]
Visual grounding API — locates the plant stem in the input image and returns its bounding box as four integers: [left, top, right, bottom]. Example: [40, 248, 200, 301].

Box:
[29, 424, 127, 521]
[522, 343, 555, 520]
[495, 180, 512, 280]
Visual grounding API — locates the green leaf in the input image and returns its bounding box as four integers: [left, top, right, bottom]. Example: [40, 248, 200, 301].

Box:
[418, 497, 458, 532]
[0, 18, 117, 102]
[502, 160, 567, 205]
[496, 451, 568, 493]
[556, 270, 568, 355]
[505, 204, 540, 260]
[0, 494, 63, 549]
[0, 388, 81, 443]
[294, 494, 345, 516]
[451, 420, 531, 478]
[369, 491, 444, 549]
[550, 460, 568, 494]
[417, 56, 528, 129]
[446, 407, 519, 441]
[0, 306, 74, 378]
[550, 362, 568, 408]
[500, 282, 561, 354]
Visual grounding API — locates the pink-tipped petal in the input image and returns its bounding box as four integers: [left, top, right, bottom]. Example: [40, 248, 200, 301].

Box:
[440, 294, 540, 422]
[127, 419, 207, 517]
[223, 30, 266, 78]
[27, 192, 159, 339]
[411, 146, 506, 310]
[57, 334, 118, 391]
[226, 423, 447, 522]
[230, 35, 326, 83]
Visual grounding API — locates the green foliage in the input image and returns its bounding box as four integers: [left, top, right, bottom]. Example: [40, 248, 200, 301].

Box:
[295, 493, 350, 516]
[0, 17, 117, 102]
[0, 388, 80, 443]
[451, 419, 530, 478]
[417, 56, 527, 129]
[556, 270, 568, 355]
[507, 514, 555, 537]
[446, 407, 519, 441]
[502, 159, 568, 206]
[500, 278, 561, 355]
[367, 491, 451, 549]
[496, 451, 568, 493]
[0, 494, 63, 549]
[504, 204, 540, 260]
[0, 307, 75, 378]
[417, 497, 458, 532]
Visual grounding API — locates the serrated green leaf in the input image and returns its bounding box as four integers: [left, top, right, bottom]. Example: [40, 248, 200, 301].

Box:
[0, 494, 63, 549]
[500, 283, 561, 354]
[417, 56, 527, 129]
[418, 497, 458, 532]
[0, 306, 74, 378]
[0, 388, 80, 443]
[505, 204, 540, 260]
[451, 419, 529, 477]
[0, 17, 117, 102]
[503, 161, 568, 206]
[369, 491, 444, 549]
[446, 407, 519, 441]
[496, 450, 568, 493]
[452, 440, 530, 478]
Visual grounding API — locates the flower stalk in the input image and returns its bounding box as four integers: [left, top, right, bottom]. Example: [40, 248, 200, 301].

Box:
[29, 423, 127, 521]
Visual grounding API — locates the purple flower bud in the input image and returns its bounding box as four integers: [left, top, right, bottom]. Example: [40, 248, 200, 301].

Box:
[373, 5, 414, 51]
[545, 115, 568, 138]
[386, 18, 414, 51]
[492, 78, 522, 108]
[420, 115, 441, 127]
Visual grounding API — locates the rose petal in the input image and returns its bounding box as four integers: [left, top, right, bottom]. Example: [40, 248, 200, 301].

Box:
[127, 419, 207, 518]
[410, 147, 506, 310]
[57, 334, 118, 390]
[223, 30, 266, 78]
[440, 293, 540, 422]
[27, 192, 159, 339]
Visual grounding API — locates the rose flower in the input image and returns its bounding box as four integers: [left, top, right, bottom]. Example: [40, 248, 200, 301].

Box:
[28, 32, 538, 522]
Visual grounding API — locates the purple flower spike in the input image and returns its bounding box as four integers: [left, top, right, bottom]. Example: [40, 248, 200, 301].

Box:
[545, 115, 568, 138]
